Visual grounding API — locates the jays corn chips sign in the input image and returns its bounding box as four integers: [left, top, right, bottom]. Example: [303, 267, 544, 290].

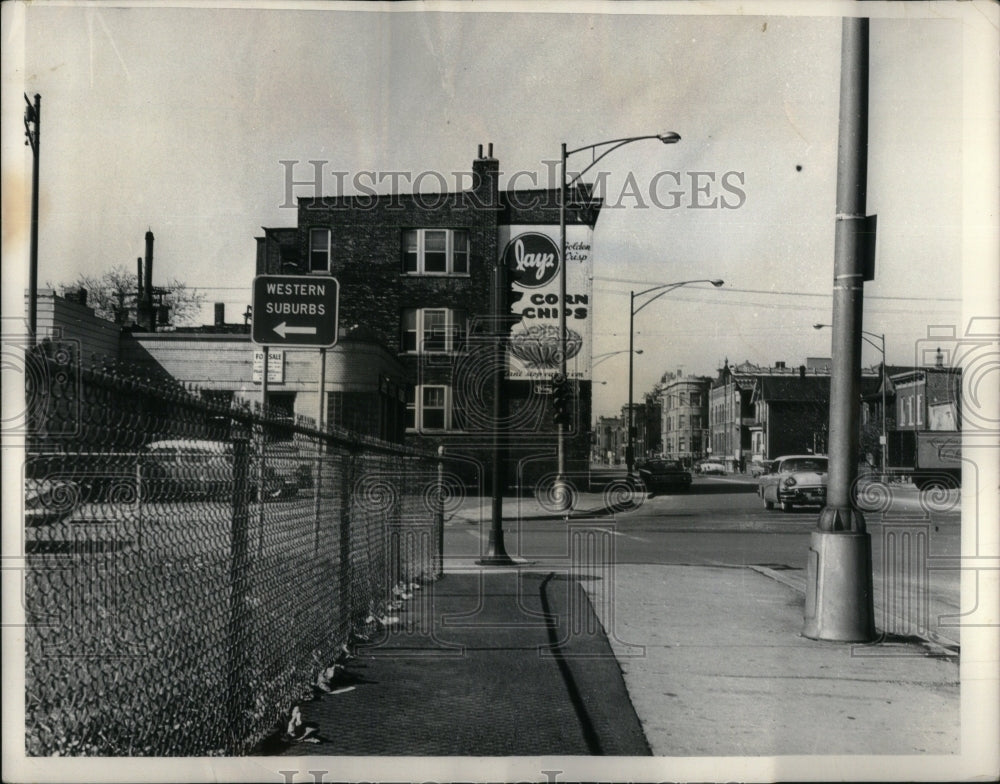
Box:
[501, 226, 593, 381]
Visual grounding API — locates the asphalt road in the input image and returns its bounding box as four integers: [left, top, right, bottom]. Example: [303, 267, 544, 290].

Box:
[447, 473, 963, 647]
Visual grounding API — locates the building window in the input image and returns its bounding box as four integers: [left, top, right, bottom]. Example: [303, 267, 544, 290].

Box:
[402, 308, 467, 353]
[406, 385, 453, 431]
[309, 228, 331, 272]
[402, 229, 470, 275]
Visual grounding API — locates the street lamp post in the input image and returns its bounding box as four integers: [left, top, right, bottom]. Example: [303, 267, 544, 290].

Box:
[815, 323, 887, 473]
[627, 279, 724, 476]
[555, 132, 682, 507]
[24, 93, 40, 348]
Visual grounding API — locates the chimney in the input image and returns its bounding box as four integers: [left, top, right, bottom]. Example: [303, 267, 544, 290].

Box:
[144, 230, 154, 311]
[65, 288, 88, 306]
[488, 142, 494, 158]
[775, 361, 786, 370]
[137, 230, 156, 330]
[477, 143, 483, 159]
[214, 302, 225, 327]
[799, 364, 806, 379]
[137, 257, 144, 301]
[472, 148, 499, 206]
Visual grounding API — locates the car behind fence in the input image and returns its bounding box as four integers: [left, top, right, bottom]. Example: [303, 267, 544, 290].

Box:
[21, 347, 445, 755]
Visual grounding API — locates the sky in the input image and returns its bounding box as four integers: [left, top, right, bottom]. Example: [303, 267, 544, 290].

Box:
[3, 0, 994, 419]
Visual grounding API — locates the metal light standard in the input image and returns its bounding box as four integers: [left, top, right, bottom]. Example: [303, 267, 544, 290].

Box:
[815, 323, 887, 473]
[24, 93, 40, 347]
[627, 279, 724, 476]
[554, 132, 682, 507]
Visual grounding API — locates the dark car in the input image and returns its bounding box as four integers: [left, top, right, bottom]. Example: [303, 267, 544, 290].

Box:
[637, 459, 692, 494]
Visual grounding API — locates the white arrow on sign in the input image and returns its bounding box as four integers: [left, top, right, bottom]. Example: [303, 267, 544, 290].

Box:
[273, 321, 317, 339]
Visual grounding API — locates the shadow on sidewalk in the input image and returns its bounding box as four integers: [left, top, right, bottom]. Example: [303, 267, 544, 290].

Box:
[258, 570, 650, 757]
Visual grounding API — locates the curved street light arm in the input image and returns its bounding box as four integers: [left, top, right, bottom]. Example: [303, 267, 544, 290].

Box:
[814, 323, 884, 356]
[565, 133, 680, 189]
[632, 279, 724, 316]
[860, 334, 884, 354]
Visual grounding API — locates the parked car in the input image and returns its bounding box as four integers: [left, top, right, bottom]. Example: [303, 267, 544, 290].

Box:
[637, 459, 692, 494]
[698, 459, 727, 475]
[141, 440, 298, 501]
[750, 459, 774, 478]
[758, 454, 828, 512]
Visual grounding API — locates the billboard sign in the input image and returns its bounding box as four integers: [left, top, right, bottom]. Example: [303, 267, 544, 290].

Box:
[501, 225, 592, 381]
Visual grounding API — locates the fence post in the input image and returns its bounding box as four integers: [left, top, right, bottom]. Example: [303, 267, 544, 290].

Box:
[436, 446, 445, 578]
[313, 432, 324, 555]
[227, 436, 250, 753]
[338, 452, 354, 639]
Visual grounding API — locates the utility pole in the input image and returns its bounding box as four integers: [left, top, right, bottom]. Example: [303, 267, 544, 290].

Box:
[479, 262, 515, 565]
[24, 94, 40, 347]
[803, 16, 876, 642]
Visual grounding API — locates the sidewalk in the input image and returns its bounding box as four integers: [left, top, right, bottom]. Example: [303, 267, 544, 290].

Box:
[261, 495, 960, 758]
[266, 568, 650, 756]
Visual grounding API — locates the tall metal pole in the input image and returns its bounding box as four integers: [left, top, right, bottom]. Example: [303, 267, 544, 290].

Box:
[627, 292, 636, 476]
[25, 94, 40, 347]
[555, 142, 569, 508]
[479, 262, 514, 564]
[880, 334, 887, 473]
[803, 16, 876, 642]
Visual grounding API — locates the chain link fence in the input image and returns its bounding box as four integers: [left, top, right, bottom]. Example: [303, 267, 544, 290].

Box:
[22, 345, 444, 755]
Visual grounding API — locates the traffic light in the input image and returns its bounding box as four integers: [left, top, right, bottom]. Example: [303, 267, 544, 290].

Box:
[552, 374, 571, 426]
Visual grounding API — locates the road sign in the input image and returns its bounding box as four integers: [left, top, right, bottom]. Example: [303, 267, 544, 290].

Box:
[251, 275, 339, 347]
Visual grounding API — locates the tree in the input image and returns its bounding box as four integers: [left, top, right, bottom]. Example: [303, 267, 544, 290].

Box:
[53, 264, 205, 327]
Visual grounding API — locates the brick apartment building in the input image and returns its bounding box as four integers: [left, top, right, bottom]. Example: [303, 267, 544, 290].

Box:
[660, 373, 712, 467]
[255, 147, 601, 488]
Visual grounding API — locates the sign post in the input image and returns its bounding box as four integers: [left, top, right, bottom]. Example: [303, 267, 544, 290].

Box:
[251, 274, 339, 525]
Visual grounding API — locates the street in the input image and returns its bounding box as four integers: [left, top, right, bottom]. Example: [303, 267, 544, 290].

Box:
[441, 472, 962, 756]
[446, 473, 963, 648]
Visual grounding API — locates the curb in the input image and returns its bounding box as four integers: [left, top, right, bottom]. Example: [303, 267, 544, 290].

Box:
[748, 564, 961, 656]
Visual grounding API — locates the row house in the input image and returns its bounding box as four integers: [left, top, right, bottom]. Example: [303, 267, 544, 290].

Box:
[708, 360, 761, 471]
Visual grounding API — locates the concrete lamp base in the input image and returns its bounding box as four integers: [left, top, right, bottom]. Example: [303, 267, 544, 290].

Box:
[803, 529, 877, 642]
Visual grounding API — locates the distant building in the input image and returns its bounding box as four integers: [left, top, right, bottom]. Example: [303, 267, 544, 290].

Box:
[593, 415, 623, 465]
[709, 360, 760, 470]
[707, 357, 881, 469]
[660, 373, 712, 467]
[890, 349, 962, 432]
[620, 400, 659, 465]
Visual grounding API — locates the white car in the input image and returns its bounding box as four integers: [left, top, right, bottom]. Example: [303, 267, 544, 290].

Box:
[758, 454, 828, 512]
[699, 460, 726, 475]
